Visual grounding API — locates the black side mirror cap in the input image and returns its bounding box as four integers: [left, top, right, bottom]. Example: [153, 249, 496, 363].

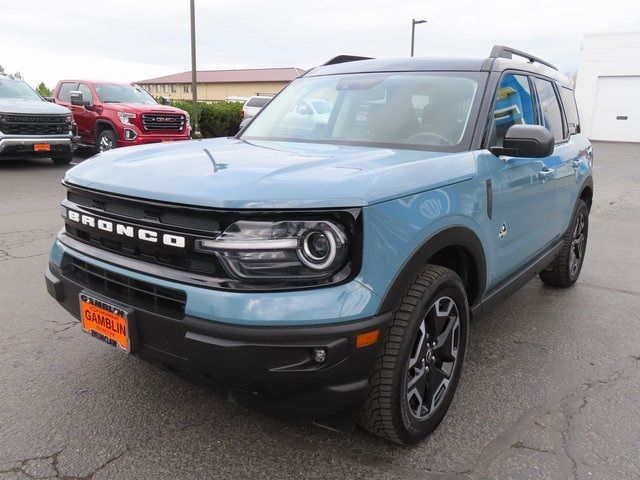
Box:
[43, 96, 55, 103]
[490, 124, 554, 158]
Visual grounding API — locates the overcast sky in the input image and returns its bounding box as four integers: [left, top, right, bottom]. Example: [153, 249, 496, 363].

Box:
[2, 0, 639, 89]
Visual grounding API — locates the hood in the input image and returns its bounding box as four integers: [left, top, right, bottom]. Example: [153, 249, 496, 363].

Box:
[0, 98, 71, 115]
[103, 103, 186, 115]
[65, 138, 477, 209]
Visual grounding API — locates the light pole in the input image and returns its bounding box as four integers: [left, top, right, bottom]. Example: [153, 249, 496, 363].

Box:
[190, 0, 199, 134]
[410, 19, 427, 57]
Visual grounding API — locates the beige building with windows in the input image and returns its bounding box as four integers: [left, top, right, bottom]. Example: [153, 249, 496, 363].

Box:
[137, 67, 304, 102]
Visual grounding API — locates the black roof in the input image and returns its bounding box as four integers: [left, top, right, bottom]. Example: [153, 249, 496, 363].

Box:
[306, 45, 570, 87]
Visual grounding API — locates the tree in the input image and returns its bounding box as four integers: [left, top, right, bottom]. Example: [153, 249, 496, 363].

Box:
[36, 82, 52, 97]
[0, 65, 5, 75]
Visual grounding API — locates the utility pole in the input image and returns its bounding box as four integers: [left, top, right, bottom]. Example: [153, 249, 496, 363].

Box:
[410, 19, 427, 57]
[190, 0, 198, 134]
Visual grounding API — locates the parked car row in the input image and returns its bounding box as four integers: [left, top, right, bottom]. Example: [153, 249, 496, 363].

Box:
[0, 75, 192, 164]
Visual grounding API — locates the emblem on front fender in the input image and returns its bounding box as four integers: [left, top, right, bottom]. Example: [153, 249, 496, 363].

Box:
[498, 222, 508, 239]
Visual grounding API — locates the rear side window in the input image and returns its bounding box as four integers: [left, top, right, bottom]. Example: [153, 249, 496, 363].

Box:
[493, 74, 536, 146]
[57, 82, 77, 102]
[559, 87, 580, 135]
[533, 78, 565, 142]
[246, 97, 271, 108]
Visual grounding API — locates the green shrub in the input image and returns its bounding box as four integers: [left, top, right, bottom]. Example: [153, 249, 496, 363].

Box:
[170, 100, 242, 138]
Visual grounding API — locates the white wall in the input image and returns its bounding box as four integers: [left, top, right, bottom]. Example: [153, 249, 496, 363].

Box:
[575, 32, 640, 140]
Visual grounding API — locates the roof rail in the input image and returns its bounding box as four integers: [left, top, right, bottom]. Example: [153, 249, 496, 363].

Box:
[489, 45, 558, 71]
[322, 55, 373, 66]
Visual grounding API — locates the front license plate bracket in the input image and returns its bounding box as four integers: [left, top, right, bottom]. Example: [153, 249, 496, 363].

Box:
[79, 291, 137, 353]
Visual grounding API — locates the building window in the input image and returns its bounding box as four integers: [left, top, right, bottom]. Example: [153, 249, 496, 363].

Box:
[163, 85, 169, 93]
[184, 84, 190, 93]
[171, 84, 177, 93]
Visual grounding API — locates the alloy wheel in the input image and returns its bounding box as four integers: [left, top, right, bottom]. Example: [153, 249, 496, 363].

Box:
[405, 296, 461, 420]
[569, 212, 586, 276]
[99, 135, 114, 152]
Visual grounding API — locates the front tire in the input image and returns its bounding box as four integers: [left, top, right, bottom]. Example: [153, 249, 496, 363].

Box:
[97, 129, 117, 152]
[540, 199, 589, 288]
[358, 265, 469, 445]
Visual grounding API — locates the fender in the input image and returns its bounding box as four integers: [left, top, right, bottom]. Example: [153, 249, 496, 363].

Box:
[377, 226, 487, 314]
[95, 118, 117, 135]
[579, 175, 594, 209]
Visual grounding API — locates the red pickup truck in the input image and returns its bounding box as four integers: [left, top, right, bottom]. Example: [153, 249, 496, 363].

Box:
[52, 80, 190, 152]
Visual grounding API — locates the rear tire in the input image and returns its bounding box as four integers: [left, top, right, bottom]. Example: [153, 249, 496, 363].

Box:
[358, 265, 469, 445]
[97, 129, 117, 152]
[51, 156, 72, 165]
[540, 199, 589, 288]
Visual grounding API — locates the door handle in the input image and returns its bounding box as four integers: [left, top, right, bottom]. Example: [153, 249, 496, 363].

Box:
[539, 168, 554, 182]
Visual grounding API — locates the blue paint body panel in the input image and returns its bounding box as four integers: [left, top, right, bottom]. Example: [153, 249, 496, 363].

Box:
[64, 138, 476, 209]
[53, 66, 593, 327]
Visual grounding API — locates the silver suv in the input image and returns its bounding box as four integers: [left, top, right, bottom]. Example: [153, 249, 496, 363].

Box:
[0, 75, 77, 165]
[239, 95, 273, 129]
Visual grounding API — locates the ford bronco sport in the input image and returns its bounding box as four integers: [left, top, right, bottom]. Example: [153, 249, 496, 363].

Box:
[0, 75, 77, 164]
[53, 80, 190, 152]
[46, 46, 593, 444]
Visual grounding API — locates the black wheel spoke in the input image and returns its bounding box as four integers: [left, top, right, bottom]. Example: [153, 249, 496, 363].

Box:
[434, 314, 460, 362]
[425, 365, 450, 413]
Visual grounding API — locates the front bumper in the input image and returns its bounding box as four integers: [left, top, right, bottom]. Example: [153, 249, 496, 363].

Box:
[45, 255, 390, 428]
[119, 133, 190, 148]
[0, 136, 77, 159]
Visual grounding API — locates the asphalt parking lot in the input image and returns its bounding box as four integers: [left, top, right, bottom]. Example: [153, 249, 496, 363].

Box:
[1, 142, 639, 480]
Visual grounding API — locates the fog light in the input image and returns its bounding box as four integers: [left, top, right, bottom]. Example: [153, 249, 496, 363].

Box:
[312, 348, 327, 364]
[124, 129, 137, 140]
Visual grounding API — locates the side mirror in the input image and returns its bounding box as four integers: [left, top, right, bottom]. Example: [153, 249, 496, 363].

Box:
[490, 124, 554, 158]
[161, 96, 171, 105]
[43, 96, 55, 103]
[70, 91, 86, 107]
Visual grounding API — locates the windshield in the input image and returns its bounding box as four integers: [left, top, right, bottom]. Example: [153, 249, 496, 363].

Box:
[0, 79, 43, 101]
[95, 84, 157, 104]
[241, 72, 483, 150]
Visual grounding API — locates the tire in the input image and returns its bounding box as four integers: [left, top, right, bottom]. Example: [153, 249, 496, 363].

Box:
[51, 156, 72, 165]
[358, 265, 469, 445]
[96, 129, 117, 152]
[540, 199, 589, 288]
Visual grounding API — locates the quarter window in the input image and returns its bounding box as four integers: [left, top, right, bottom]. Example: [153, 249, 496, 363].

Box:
[533, 78, 565, 142]
[560, 87, 580, 135]
[493, 74, 535, 146]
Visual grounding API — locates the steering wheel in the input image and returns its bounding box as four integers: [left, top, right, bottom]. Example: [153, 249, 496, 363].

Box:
[407, 131, 455, 146]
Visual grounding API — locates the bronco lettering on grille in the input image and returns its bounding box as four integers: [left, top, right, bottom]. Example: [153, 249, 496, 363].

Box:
[67, 210, 186, 248]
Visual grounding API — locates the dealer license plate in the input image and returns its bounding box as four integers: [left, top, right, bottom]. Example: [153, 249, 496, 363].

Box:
[34, 143, 51, 152]
[79, 293, 130, 352]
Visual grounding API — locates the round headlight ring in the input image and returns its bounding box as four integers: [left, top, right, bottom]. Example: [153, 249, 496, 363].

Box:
[299, 228, 338, 270]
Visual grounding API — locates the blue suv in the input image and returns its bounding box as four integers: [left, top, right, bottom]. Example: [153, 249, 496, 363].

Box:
[46, 46, 593, 444]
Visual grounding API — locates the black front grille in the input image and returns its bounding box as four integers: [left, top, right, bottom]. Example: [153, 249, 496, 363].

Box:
[0, 114, 70, 136]
[64, 187, 225, 276]
[141, 113, 185, 131]
[64, 256, 186, 319]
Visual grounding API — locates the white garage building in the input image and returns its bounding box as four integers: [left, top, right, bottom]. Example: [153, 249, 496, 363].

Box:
[575, 32, 640, 143]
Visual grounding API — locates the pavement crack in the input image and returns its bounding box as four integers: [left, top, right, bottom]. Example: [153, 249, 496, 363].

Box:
[467, 355, 638, 479]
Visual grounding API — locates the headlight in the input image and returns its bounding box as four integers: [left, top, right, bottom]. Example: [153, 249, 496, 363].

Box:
[117, 112, 136, 125]
[196, 220, 350, 282]
[65, 115, 73, 123]
[184, 112, 190, 125]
